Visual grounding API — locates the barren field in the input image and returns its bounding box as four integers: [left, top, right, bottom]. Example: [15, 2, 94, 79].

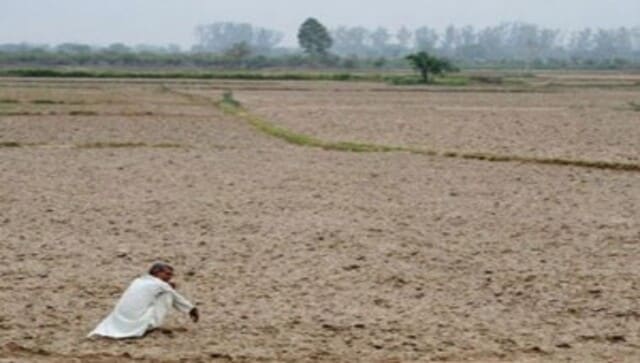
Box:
[1, 74, 639, 362]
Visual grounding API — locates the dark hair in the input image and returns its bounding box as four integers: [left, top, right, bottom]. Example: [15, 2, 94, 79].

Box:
[149, 262, 173, 275]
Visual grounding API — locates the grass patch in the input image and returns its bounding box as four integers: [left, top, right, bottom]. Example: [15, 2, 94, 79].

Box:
[31, 99, 65, 104]
[75, 142, 183, 149]
[218, 91, 404, 152]
[455, 152, 640, 171]
[0, 68, 385, 82]
[221, 90, 241, 107]
[0, 141, 184, 149]
[0, 110, 100, 116]
[434, 76, 470, 86]
[385, 76, 424, 85]
[69, 110, 98, 116]
[469, 75, 504, 84]
[385, 75, 470, 86]
[629, 101, 640, 111]
[76, 142, 146, 148]
[329, 141, 402, 152]
[0, 111, 50, 116]
[0, 98, 20, 104]
[0, 141, 22, 147]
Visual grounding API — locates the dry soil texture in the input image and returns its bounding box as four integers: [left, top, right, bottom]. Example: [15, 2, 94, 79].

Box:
[1, 74, 639, 363]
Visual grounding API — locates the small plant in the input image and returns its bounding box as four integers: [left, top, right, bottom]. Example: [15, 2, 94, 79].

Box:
[221, 90, 240, 107]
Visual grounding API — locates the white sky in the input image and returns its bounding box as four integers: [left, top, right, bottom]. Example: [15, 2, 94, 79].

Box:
[1, 0, 639, 48]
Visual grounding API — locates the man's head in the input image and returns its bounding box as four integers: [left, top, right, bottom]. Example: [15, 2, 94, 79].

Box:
[149, 262, 174, 282]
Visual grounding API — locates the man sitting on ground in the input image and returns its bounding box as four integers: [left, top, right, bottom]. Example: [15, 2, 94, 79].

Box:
[89, 262, 199, 339]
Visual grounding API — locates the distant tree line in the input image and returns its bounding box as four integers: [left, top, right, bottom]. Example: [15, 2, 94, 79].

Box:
[327, 23, 640, 68]
[1, 21, 639, 70]
[193, 22, 284, 55]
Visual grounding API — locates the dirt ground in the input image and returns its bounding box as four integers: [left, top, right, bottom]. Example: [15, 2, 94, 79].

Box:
[1, 74, 639, 362]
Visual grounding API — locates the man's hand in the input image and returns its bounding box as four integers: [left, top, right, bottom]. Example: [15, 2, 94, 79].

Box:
[189, 308, 199, 323]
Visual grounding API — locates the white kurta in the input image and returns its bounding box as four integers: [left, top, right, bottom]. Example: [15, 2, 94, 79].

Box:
[89, 274, 194, 339]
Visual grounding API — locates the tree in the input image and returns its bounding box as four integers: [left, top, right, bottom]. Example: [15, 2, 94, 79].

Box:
[442, 25, 460, 56]
[331, 26, 369, 56]
[414, 26, 439, 52]
[396, 26, 412, 49]
[298, 18, 333, 56]
[370, 27, 391, 55]
[406, 52, 456, 83]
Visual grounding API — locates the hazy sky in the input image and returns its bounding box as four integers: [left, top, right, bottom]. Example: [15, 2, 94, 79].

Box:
[1, 0, 639, 48]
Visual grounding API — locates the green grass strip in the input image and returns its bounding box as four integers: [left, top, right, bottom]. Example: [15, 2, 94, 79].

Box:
[168, 88, 640, 172]
[0, 68, 476, 87]
[75, 142, 184, 149]
[218, 101, 406, 153]
[0, 141, 185, 149]
[0, 68, 383, 82]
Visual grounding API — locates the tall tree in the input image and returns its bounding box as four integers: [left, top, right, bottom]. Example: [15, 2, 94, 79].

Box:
[298, 18, 333, 56]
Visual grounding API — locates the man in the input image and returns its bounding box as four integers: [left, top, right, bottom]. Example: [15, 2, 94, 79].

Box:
[89, 262, 199, 339]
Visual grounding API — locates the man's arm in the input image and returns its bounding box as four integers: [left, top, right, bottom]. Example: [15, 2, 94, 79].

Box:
[169, 288, 195, 315]
[157, 280, 198, 320]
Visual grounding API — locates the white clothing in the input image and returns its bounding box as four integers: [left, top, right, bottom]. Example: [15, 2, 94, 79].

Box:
[89, 274, 194, 339]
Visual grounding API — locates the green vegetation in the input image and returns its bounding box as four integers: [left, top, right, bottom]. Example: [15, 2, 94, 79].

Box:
[0, 141, 184, 149]
[387, 74, 469, 86]
[0, 110, 99, 116]
[405, 52, 457, 83]
[0, 141, 22, 147]
[32, 99, 65, 104]
[221, 90, 240, 107]
[210, 89, 640, 172]
[1, 68, 487, 89]
[2, 22, 640, 71]
[75, 142, 183, 149]
[69, 110, 98, 116]
[298, 18, 333, 57]
[0, 68, 382, 81]
[217, 91, 403, 152]
[0, 98, 19, 104]
[629, 101, 640, 111]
